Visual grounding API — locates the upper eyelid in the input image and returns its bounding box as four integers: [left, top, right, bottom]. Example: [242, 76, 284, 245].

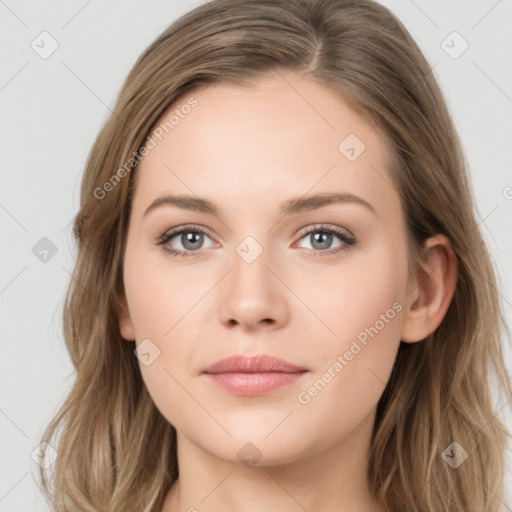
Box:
[162, 224, 214, 238]
[296, 223, 354, 238]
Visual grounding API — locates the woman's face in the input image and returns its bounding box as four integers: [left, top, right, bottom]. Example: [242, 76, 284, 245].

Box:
[119, 71, 412, 466]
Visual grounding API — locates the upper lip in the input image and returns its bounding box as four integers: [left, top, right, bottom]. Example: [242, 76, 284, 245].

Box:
[203, 354, 308, 374]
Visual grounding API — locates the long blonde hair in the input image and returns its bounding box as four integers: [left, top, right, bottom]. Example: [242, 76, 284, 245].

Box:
[38, 0, 511, 510]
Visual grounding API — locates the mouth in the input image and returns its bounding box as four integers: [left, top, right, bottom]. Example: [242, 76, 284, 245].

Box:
[202, 354, 309, 396]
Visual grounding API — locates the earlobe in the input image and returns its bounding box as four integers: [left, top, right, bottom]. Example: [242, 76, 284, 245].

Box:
[400, 234, 458, 343]
[115, 291, 136, 341]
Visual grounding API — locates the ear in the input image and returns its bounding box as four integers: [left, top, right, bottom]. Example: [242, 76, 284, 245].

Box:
[115, 289, 135, 341]
[401, 234, 458, 343]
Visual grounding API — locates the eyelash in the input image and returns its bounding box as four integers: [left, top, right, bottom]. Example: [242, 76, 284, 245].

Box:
[157, 223, 357, 259]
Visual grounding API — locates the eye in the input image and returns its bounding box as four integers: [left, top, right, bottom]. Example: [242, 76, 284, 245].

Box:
[294, 224, 356, 257]
[157, 223, 357, 259]
[157, 225, 216, 259]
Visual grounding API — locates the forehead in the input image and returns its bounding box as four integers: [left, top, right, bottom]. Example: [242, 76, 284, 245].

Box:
[132, 72, 400, 223]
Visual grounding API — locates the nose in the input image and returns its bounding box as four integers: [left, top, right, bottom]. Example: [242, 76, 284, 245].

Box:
[218, 246, 289, 332]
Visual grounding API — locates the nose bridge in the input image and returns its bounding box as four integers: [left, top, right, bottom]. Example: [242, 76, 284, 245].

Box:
[231, 234, 274, 305]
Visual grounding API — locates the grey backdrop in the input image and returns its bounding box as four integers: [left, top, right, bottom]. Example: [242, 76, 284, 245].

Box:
[1, 0, 511, 510]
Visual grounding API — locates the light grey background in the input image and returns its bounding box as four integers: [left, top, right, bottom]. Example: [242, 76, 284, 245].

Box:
[1, 1, 511, 510]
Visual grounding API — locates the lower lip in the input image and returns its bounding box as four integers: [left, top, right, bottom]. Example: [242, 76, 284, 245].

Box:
[204, 371, 308, 396]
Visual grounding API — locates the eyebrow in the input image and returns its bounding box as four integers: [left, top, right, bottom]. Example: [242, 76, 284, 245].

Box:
[143, 191, 377, 218]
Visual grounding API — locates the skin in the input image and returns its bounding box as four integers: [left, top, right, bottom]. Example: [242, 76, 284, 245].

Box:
[117, 70, 457, 512]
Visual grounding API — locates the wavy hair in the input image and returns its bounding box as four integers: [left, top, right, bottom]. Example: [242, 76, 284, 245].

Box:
[38, 0, 511, 510]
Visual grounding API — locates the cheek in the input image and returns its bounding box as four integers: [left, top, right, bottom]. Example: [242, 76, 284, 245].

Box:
[295, 237, 406, 404]
[123, 242, 194, 340]
[122, 243, 208, 393]
[123, 246, 201, 425]
[300, 234, 407, 343]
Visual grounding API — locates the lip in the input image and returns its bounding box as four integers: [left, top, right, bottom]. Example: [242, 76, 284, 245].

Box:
[203, 354, 307, 374]
[202, 354, 309, 396]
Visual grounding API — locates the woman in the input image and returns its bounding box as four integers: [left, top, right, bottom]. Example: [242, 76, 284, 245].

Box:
[38, 0, 511, 510]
